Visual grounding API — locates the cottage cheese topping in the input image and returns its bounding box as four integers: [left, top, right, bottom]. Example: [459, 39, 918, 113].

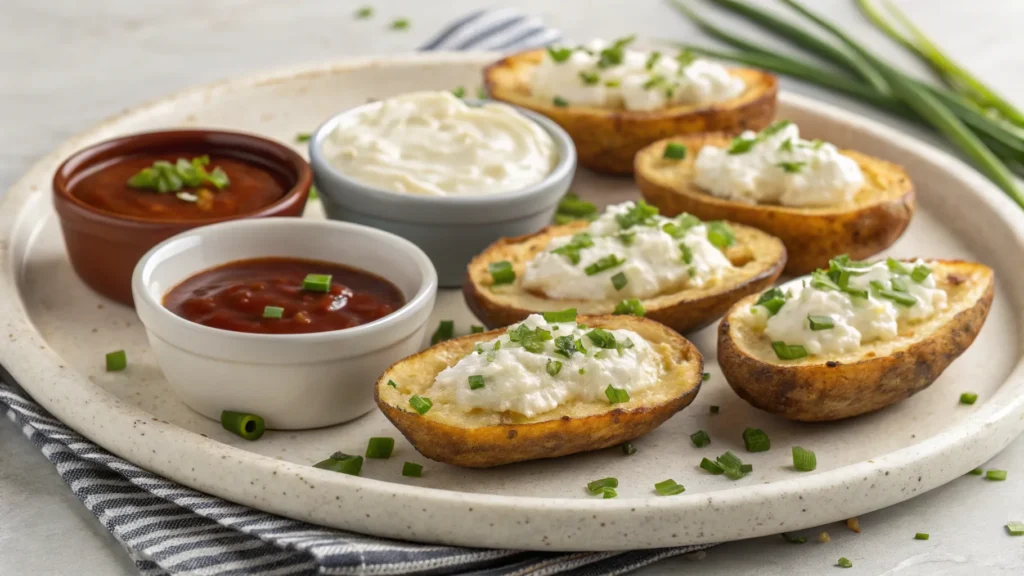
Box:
[746, 258, 947, 356]
[324, 90, 557, 196]
[521, 201, 735, 300]
[530, 37, 746, 112]
[430, 314, 661, 418]
[693, 122, 865, 207]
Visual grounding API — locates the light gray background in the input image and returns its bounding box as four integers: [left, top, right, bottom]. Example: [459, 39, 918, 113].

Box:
[1, 1, 1022, 574]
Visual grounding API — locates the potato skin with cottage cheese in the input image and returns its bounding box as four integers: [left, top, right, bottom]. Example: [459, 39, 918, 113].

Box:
[635, 133, 915, 275]
[483, 49, 778, 175]
[717, 260, 993, 421]
[375, 315, 703, 468]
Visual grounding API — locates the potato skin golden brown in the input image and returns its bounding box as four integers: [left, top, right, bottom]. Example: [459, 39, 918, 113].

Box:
[635, 133, 915, 275]
[483, 49, 778, 175]
[717, 261, 993, 421]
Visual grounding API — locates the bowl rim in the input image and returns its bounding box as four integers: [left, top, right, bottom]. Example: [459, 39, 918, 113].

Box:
[52, 129, 313, 229]
[131, 218, 438, 349]
[307, 94, 576, 210]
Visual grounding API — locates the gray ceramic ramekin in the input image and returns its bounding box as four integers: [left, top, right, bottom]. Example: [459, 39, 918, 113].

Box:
[308, 100, 576, 287]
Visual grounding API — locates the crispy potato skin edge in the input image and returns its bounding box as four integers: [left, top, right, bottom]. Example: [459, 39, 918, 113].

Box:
[374, 316, 703, 468]
[483, 51, 779, 175]
[716, 266, 994, 421]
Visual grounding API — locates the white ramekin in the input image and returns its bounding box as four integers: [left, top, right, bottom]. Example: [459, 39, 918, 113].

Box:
[131, 218, 437, 430]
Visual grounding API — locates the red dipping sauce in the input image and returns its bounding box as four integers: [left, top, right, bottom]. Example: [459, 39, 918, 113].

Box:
[163, 258, 405, 334]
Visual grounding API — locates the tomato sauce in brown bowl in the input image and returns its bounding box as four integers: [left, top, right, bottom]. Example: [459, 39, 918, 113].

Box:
[53, 130, 312, 305]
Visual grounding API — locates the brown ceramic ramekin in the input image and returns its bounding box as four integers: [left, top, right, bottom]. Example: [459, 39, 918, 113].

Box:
[53, 130, 312, 305]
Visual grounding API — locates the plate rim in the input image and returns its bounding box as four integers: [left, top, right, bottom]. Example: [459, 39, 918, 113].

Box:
[2, 51, 1023, 551]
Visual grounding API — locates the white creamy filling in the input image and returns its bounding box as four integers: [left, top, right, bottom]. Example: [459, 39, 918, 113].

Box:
[693, 122, 865, 207]
[429, 314, 661, 418]
[323, 90, 557, 197]
[746, 259, 948, 356]
[520, 201, 735, 300]
[530, 38, 746, 112]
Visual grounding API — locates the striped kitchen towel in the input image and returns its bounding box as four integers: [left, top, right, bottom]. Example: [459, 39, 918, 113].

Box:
[0, 10, 714, 576]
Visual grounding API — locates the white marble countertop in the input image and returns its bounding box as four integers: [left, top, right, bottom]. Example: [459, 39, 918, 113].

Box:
[1, 1, 1022, 574]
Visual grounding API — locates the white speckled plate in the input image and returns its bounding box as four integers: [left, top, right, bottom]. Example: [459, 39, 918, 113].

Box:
[2, 53, 1023, 551]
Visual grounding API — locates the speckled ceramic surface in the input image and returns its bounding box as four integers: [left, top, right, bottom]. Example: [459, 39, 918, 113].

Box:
[2, 53, 1023, 552]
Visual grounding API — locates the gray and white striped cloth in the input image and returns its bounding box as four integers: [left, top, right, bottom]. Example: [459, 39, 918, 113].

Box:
[0, 10, 714, 575]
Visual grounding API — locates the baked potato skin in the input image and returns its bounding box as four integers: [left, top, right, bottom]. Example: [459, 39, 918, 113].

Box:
[462, 221, 786, 333]
[636, 134, 916, 275]
[483, 49, 778, 175]
[717, 263, 994, 421]
[375, 315, 703, 467]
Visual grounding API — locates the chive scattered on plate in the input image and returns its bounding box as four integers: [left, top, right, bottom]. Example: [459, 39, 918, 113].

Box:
[105, 350, 127, 372]
[792, 446, 817, 471]
[402, 462, 423, 477]
[354, 6, 373, 19]
[663, 142, 687, 160]
[702, 372, 711, 381]
[742, 427, 771, 453]
[409, 395, 432, 415]
[390, 18, 409, 30]
[365, 437, 395, 459]
[621, 442, 637, 455]
[431, 320, 454, 345]
[959, 392, 978, 405]
[1006, 522, 1024, 536]
[782, 533, 807, 544]
[700, 457, 724, 475]
[690, 430, 711, 448]
[263, 306, 284, 319]
[837, 557, 853, 568]
[967, 467, 983, 475]
[220, 410, 265, 441]
[553, 96, 570, 107]
[985, 469, 1007, 481]
[710, 405, 720, 414]
[914, 532, 929, 540]
[314, 453, 362, 475]
[295, 133, 312, 143]
[302, 273, 332, 292]
[488, 261, 515, 285]
[586, 477, 618, 495]
[654, 479, 685, 496]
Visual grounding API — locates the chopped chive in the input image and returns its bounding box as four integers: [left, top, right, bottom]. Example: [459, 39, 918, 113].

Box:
[302, 273, 332, 292]
[586, 328, 617, 349]
[679, 243, 694, 265]
[782, 533, 808, 544]
[105, 350, 127, 372]
[263, 306, 284, 319]
[488, 261, 516, 285]
[579, 70, 600, 85]
[755, 288, 787, 316]
[308, 185, 319, 200]
[430, 320, 454, 345]
[727, 137, 757, 154]
[409, 395, 432, 415]
[546, 359, 563, 376]
[354, 6, 373, 19]
[600, 487, 618, 498]
[621, 442, 637, 455]
[878, 288, 918, 307]
[451, 86, 466, 98]
[700, 457, 725, 475]
[663, 142, 687, 160]
[776, 161, 806, 173]
[690, 430, 711, 448]
[702, 372, 711, 381]
[645, 50, 662, 69]
[968, 467, 983, 475]
[959, 392, 978, 405]
[837, 558, 852, 568]
[402, 462, 423, 477]
[706, 221, 736, 248]
[387, 380, 398, 388]
[220, 411, 265, 441]
[547, 46, 573, 63]
[554, 335, 577, 358]
[808, 314, 834, 331]
[1006, 522, 1024, 536]
[743, 428, 771, 452]
[710, 405, 720, 414]
[390, 18, 409, 30]
[605, 384, 630, 404]
[772, 341, 808, 361]
[890, 276, 911, 292]
[792, 446, 817, 471]
[468, 375, 485, 390]
[542, 308, 577, 323]
[886, 257, 912, 275]
[553, 96, 570, 107]
[295, 133, 312, 143]
[611, 272, 628, 291]
[914, 533, 929, 540]
[584, 254, 625, 276]
[716, 451, 751, 480]
[613, 298, 645, 317]
[586, 477, 618, 494]
[477, 86, 488, 99]
[911, 264, 932, 283]
[314, 454, 363, 475]
[470, 325, 485, 334]
[604, 79, 621, 88]
[654, 479, 685, 496]
[985, 470, 1007, 481]
[366, 437, 395, 459]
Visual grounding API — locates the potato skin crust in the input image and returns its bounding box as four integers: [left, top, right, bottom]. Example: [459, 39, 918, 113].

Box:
[461, 221, 786, 334]
[635, 133, 915, 275]
[375, 315, 703, 468]
[717, 262, 994, 421]
[483, 49, 778, 175]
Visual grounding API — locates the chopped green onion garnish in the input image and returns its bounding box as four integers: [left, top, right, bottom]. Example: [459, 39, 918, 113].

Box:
[556, 193, 597, 219]
[837, 558, 853, 568]
[710, 405, 720, 414]
[690, 430, 711, 448]
[727, 137, 757, 154]
[911, 264, 933, 283]
[960, 392, 978, 405]
[613, 298, 645, 317]
[105, 350, 127, 372]
[878, 288, 918, 307]
[387, 380, 398, 388]
[761, 120, 792, 137]
[365, 437, 394, 459]
[611, 272, 628, 291]
[507, 324, 552, 353]
[755, 288, 787, 316]
[579, 70, 600, 85]
[584, 254, 625, 276]
[914, 533, 929, 540]
[355, 6, 373, 19]
[622, 442, 637, 455]
[553, 96, 569, 107]
[617, 231, 636, 246]
[596, 34, 634, 68]
[1006, 522, 1024, 536]
[600, 488, 618, 498]
[546, 359, 562, 377]
[654, 479, 685, 496]
[887, 257, 912, 275]
[702, 372, 711, 381]
[792, 446, 817, 471]
[468, 375, 485, 390]
[554, 335, 577, 358]
[263, 306, 284, 319]
[431, 320, 454, 345]
[308, 185, 319, 200]
[743, 428, 771, 453]
[772, 341, 808, 361]
[776, 161, 806, 173]
[782, 533, 808, 544]
[220, 410, 265, 441]
[663, 142, 687, 160]
[645, 51, 662, 70]
[715, 451, 751, 480]
[706, 221, 735, 248]
[409, 395, 432, 415]
[127, 156, 230, 193]
[604, 79, 621, 88]
[615, 200, 659, 229]
[586, 328, 617, 349]
[402, 462, 423, 477]
[605, 384, 630, 404]
[314, 453, 363, 475]
[451, 86, 466, 98]
[295, 133, 312, 143]
[390, 18, 409, 30]
[968, 467, 983, 475]
[547, 46, 573, 63]
[890, 276, 910, 292]
[985, 470, 1007, 481]
[302, 273, 332, 292]
[700, 457, 725, 475]
[808, 314, 834, 331]
[471, 325, 485, 334]
[542, 308, 577, 323]
[551, 233, 594, 264]
[586, 477, 618, 494]
[488, 261, 515, 285]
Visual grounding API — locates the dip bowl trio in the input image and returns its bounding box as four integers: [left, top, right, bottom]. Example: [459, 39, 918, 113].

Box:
[53, 38, 994, 474]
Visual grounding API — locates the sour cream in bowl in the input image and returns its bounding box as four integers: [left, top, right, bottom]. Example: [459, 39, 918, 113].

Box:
[310, 90, 575, 287]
